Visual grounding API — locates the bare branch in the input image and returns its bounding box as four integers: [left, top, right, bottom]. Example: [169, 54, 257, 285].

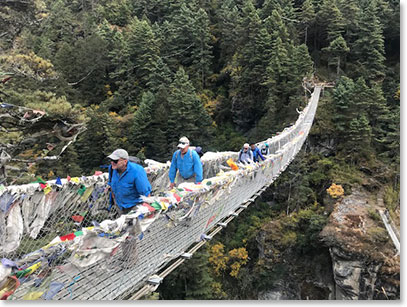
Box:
[67, 69, 95, 86]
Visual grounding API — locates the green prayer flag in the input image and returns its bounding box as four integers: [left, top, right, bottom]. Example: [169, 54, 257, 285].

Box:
[151, 201, 162, 210]
[15, 268, 31, 278]
[78, 184, 86, 196]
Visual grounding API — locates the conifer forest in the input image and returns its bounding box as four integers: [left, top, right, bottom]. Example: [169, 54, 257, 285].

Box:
[0, 0, 400, 300]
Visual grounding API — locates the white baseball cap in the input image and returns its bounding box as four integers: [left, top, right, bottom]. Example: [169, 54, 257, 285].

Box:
[177, 136, 190, 149]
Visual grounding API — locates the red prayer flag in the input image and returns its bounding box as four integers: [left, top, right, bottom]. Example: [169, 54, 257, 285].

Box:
[173, 192, 181, 202]
[142, 203, 156, 212]
[71, 215, 84, 223]
[60, 233, 75, 241]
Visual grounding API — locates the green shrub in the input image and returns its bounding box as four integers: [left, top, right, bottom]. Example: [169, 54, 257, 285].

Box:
[384, 185, 399, 212]
[280, 231, 297, 247]
[367, 208, 381, 222]
[368, 227, 388, 243]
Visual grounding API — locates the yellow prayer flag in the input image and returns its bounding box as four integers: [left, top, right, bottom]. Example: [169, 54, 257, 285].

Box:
[160, 201, 168, 211]
[43, 185, 52, 195]
[71, 177, 80, 183]
[80, 186, 93, 202]
[23, 291, 44, 300]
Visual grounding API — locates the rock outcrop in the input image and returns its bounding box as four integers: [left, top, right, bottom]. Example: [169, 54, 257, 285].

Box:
[320, 188, 400, 300]
[255, 187, 399, 300]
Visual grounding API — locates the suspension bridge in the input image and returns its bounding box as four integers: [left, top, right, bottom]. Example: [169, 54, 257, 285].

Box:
[0, 84, 322, 300]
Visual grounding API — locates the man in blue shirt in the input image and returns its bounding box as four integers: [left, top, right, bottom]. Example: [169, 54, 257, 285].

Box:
[169, 136, 203, 189]
[107, 149, 151, 214]
[250, 142, 266, 163]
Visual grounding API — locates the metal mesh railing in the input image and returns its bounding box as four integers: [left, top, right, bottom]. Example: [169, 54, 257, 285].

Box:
[0, 86, 321, 300]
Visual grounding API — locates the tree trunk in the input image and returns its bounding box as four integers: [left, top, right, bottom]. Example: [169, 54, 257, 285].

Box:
[304, 25, 308, 45]
[336, 56, 341, 77]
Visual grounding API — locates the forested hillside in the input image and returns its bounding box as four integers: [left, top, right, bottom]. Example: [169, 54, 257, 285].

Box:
[0, 0, 399, 183]
[0, 0, 400, 300]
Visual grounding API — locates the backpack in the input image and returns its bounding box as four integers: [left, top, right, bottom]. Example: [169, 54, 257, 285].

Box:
[238, 148, 253, 162]
[176, 149, 193, 160]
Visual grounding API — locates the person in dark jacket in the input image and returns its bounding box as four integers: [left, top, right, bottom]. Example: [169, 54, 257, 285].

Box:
[250, 142, 266, 162]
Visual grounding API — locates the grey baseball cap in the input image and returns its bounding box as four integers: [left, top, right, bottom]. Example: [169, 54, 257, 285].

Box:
[107, 149, 129, 160]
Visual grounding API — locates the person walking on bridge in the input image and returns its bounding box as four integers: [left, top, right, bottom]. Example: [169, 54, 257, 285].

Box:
[238, 143, 254, 164]
[107, 149, 151, 214]
[169, 136, 203, 189]
[250, 142, 266, 163]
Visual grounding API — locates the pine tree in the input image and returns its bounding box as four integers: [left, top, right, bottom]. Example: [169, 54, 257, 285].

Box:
[39, 0, 76, 47]
[215, 0, 242, 63]
[286, 43, 314, 110]
[352, 0, 386, 81]
[191, 8, 213, 89]
[323, 35, 349, 77]
[262, 36, 290, 129]
[53, 33, 110, 106]
[131, 0, 172, 23]
[159, 2, 213, 90]
[126, 16, 160, 99]
[348, 114, 372, 161]
[230, 1, 272, 131]
[109, 16, 160, 110]
[74, 106, 120, 173]
[316, 0, 345, 54]
[166, 67, 212, 151]
[332, 76, 357, 145]
[366, 83, 392, 151]
[47, 146, 83, 178]
[379, 106, 399, 164]
[98, 0, 132, 27]
[336, 0, 360, 43]
[260, 0, 297, 40]
[130, 91, 154, 153]
[159, 247, 214, 299]
[299, 0, 316, 45]
[147, 104, 170, 161]
[332, 76, 374, 160]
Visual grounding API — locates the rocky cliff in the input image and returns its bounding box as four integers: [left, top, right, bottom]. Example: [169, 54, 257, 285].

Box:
[320, 188, 400, 300]
[256, 187, 400, 300]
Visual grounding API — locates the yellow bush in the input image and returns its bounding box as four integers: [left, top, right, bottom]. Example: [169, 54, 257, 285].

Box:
[326, 183, 344, 199]
[208, 243, 229, 276]
[228, 247, 248, 278]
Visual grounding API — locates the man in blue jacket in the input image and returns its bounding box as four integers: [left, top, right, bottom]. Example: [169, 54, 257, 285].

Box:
[250, 142, 266, 163]
[107, 149, 151, 214]
[169, 136, 203, 189]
